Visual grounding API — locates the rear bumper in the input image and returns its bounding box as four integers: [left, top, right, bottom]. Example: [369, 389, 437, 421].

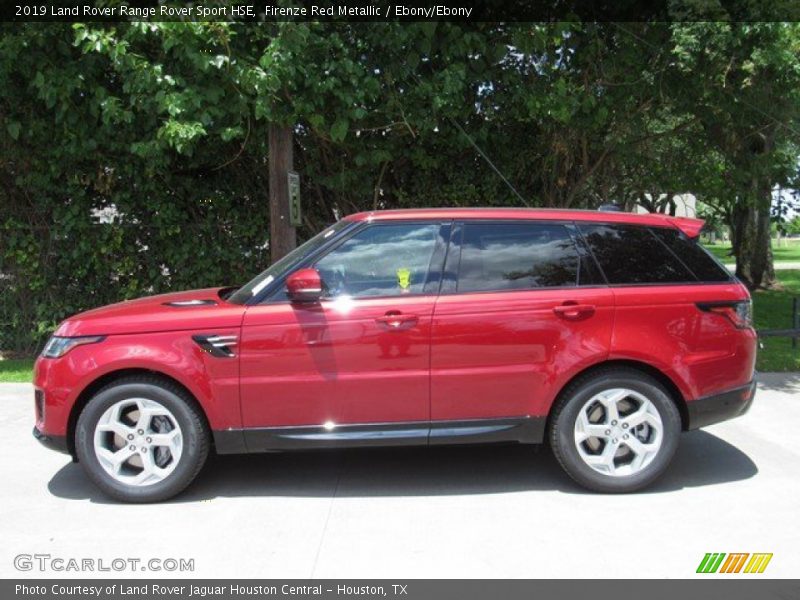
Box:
[32, 426, 69, 455]
[687, 379, 756, 430]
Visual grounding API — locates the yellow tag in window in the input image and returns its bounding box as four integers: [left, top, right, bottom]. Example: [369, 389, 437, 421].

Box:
[396, 267, 411, 291]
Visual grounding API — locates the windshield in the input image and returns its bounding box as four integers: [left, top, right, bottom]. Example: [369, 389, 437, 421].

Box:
[227, 220, 351, 304]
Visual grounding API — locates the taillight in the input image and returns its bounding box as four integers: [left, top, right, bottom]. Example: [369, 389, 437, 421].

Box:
[697, 300, 753, 329]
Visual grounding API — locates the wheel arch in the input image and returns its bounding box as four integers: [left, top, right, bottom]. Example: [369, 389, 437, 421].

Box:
[547, 359, 689, 433]
[66, 368, 212, 458]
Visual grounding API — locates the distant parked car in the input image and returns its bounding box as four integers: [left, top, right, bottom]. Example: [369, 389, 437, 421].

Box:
[34, 208, 756, 502]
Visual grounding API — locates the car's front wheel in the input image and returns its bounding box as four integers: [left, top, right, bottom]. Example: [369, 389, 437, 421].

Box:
[549, 368, 681, 493]
[75, 376, 209, 502]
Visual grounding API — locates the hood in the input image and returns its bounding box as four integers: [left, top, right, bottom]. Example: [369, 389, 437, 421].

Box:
[55, 288, 246, 337]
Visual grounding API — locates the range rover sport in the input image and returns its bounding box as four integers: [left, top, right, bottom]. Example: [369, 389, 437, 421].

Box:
[33, 208, 756, 502]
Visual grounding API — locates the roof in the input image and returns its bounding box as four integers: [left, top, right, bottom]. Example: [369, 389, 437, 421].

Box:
[344, 208, 705, 238]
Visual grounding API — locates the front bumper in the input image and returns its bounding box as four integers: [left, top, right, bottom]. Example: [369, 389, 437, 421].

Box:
[687, 379, 756, 430]
[32, 426, 69, 455]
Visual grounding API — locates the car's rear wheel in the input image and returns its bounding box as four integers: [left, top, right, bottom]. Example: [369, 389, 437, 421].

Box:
[75, 376, 209, 503]
[549, 368, 681, 493]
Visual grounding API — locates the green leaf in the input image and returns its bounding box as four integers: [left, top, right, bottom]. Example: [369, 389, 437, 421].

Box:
[6, 121, 21, 140]
[308, 113, 325, 129]
[330, 118, 349, 142]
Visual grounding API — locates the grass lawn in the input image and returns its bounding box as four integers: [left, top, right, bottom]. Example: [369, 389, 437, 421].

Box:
[704, 240, 800, 264]
[0, 272, 798, 381]
[752, 269, 800, 372]
[0, 358, 35, 383]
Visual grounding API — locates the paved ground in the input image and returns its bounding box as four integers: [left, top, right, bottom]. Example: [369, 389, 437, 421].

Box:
[2, 374, 799, 579]
[726, 261, 800, 271]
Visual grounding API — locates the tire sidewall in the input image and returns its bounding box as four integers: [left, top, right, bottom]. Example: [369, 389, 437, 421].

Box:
[553, 372, 681, 492]
[75, 381, 205, 502]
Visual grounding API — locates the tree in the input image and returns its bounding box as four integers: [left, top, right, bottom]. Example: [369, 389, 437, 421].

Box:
[668, 22, 800, 288]
[2, 21, 799, 353]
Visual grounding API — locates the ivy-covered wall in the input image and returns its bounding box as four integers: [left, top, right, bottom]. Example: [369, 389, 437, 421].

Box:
[2, 22, 798, 353]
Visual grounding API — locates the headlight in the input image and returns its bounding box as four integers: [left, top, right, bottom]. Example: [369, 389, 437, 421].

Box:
[41, 336, 105, 358]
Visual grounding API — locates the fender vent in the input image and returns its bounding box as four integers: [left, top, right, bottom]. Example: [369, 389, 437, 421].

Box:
[193, 334, 238, 357]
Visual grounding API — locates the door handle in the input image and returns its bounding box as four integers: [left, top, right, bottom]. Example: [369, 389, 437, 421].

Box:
[553, 303, 596, 320]
[375, 311, 418, 330]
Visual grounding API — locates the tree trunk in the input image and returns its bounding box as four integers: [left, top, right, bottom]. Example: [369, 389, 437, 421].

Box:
[732, 180, 776, 290]
[268, 124, 296, 263]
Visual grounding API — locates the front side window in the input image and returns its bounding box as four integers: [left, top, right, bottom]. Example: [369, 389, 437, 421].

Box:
[456, 222, 581, 292]
[228, 220, 351, 304]
[578, 224, 696, 284]
[314, 223, 440, 298]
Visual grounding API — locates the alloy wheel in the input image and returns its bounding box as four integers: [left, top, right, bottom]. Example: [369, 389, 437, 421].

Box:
[573, 388, 663, 477]
[93, 398, 183, 486]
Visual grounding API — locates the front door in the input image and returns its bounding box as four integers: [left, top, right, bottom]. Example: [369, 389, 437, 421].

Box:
[240, 221, 448, 436]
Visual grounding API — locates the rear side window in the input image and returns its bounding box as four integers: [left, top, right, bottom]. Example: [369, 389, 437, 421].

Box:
[649, 227, 731, 282]
[456, 222, 581, 292]
[578, 224, 696, 285]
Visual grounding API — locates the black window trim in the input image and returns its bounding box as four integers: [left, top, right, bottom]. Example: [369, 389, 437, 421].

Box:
[261, 219, 453, 305]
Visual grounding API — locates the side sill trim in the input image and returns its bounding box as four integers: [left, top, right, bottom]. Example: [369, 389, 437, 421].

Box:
[213, 417, 546, 454]
[213, 429, 248, 454]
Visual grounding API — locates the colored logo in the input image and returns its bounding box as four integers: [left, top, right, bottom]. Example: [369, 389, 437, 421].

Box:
[696, 553, 773, 574]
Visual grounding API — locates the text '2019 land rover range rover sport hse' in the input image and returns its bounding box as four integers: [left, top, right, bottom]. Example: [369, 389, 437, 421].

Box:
[34, 208, 756, 502]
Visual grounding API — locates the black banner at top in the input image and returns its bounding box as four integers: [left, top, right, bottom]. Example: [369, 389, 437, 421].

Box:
[4, 0, 800, 23]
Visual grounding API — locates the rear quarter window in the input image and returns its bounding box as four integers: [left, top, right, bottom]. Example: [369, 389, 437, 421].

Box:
[649, 227, 732, 283]
[578, 223, 696, 285]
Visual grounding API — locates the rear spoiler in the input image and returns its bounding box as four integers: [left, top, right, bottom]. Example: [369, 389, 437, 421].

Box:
[650, 214, 705, 239]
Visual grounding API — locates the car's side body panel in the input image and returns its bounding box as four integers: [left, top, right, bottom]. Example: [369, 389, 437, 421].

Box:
[609, 283, 757, 402]
[430, 287, 615, 420]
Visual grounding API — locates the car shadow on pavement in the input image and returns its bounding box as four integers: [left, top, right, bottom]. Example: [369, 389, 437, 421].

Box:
[47, 429, 757, 504]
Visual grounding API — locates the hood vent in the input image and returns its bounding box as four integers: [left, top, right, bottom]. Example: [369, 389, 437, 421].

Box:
[164, 299, 218, 307]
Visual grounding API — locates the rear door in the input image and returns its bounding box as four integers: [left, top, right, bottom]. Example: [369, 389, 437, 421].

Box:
[430, 220, 615, 422]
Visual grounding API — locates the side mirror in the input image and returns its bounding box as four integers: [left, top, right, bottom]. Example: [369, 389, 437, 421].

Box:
[286, 268, 323, 303]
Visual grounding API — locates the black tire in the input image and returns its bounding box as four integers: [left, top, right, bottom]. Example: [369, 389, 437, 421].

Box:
[549, 368, 681, 493]
[75, 376, 209, 503]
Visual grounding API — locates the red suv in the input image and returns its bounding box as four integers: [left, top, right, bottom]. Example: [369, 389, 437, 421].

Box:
[33, 208, 756, 502]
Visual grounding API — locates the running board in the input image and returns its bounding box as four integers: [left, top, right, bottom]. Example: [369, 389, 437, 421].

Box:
[213, 417, 545, 454]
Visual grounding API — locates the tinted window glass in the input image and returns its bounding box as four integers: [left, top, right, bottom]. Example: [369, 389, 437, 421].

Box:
[457, 222, 580, 292]
[650, 227, 731, 282]
[231, 220, 350, 304]
[314, 223, 440, 298]
[579, 224, 696, 284]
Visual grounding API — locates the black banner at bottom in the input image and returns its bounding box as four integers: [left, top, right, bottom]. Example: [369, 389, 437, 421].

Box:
[5, 580, 800, 600]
